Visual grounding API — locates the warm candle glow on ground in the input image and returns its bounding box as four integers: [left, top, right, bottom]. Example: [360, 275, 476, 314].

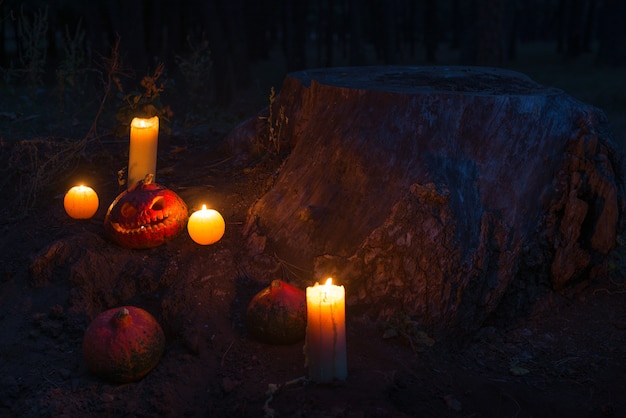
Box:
[64, 185, 99, 219]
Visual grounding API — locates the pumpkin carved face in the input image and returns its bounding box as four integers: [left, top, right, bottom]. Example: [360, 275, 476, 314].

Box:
[104, 180, 188, 249]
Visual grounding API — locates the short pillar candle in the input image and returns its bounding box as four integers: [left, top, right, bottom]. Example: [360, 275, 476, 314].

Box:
[187, 205, 226, 245]
[128, 116, 159, 189]
[305, 278, 347, 383]
[63, 185, 99, 219]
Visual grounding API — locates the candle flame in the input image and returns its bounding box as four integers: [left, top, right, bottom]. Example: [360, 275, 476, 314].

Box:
[131, 116, 159, 129]
[321, 278, 333, 302]
[74, 185, 94, 193]
[201, 204, 207, 211]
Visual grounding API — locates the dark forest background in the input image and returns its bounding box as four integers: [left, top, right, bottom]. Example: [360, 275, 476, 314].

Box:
[1, 0, 625, 107]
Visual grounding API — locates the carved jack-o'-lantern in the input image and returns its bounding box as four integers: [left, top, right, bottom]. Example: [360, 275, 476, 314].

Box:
[104, 177, 188, 249]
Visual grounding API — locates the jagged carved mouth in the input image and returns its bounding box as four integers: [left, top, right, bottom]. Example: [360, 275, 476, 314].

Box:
[110, 196, 177, 235]
[104, 182, 189, 249]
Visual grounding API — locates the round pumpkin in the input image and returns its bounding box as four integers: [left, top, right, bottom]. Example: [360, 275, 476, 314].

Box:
[245, 279, 307, 344]
[82, 306, 165, 383]
[103, 178, 188, 249]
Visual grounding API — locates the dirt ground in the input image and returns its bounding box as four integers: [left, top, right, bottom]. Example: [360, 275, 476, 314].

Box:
[1, 67, 626, 418]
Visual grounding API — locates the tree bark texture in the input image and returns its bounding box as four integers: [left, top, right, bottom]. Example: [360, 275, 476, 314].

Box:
[229, 66, 624, 340]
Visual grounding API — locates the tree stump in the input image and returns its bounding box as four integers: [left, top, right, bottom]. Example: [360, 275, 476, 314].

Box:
[230, 66, 624, 340]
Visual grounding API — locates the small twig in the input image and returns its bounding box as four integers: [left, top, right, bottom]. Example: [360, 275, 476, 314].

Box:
[41, 371, 59, 388]
[500, 391, 522, 418]
[205, 156, 234, 169]
[593, 287, 626, 295]
[263, 376, 307, 418]
[175, 185, 215, 191]
[220, 340, 234, 367]
[554, 356, 579, 368]
[86, 34, 122, 142]
[273, 252, 311, 280]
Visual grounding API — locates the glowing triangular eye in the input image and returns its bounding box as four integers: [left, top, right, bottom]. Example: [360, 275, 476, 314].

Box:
[150, 196, 165, 211]
[121, 202, 137, 218]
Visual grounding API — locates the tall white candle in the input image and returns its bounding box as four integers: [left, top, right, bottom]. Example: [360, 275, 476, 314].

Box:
[128, 116, 159, 189]
[305, 277, 347, 382]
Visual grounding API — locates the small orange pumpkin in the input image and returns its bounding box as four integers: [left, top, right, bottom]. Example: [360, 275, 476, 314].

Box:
[245, 279, 307, 344]
[82, 306, 165, 383]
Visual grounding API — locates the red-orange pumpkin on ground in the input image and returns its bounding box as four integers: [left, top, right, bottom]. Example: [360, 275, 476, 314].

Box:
[104, 177, 188, 249]
[82, 306, 165, 383]
[245, 279, 307, 344]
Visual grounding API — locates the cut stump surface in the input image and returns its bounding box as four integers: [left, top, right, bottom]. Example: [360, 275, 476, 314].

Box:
[231, 66, 624, 340]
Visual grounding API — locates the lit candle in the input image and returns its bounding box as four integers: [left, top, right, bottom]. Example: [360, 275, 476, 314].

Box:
[128, 116, 159, 189]
[64, 185, 99, 219]
[187, 205, 225, 245]
[305, 277, 347, 382]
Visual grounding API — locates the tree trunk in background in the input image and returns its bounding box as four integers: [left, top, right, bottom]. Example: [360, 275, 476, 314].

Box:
[282, 0, 307, 71]
[457, 0, 517, 66]
[565, 0, 584, 57]
[597, 0, 626, 66]
[244, 0, 271, 61]
[457, 0, 506, 66]
[556, 0, 597, 58]
[227, 66, 624, 341]
[582, 0, 597, 53]
[348, 0, 367, 65]
[373, 0, 398, 64]
[204, 0, 251, 105]
[324, 0, 335, 67]
[423, 0, 438, 63]
[107, 0, 147, 72]
[475, 0, 505, 65]
[0, 5, 6, 67]
[450, 0, 462, 50]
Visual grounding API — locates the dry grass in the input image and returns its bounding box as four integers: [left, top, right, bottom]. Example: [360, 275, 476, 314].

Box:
[0, 137, 86, 219]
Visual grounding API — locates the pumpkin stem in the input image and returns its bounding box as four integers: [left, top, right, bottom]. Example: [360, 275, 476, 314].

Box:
[111, 307, 132, 328]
